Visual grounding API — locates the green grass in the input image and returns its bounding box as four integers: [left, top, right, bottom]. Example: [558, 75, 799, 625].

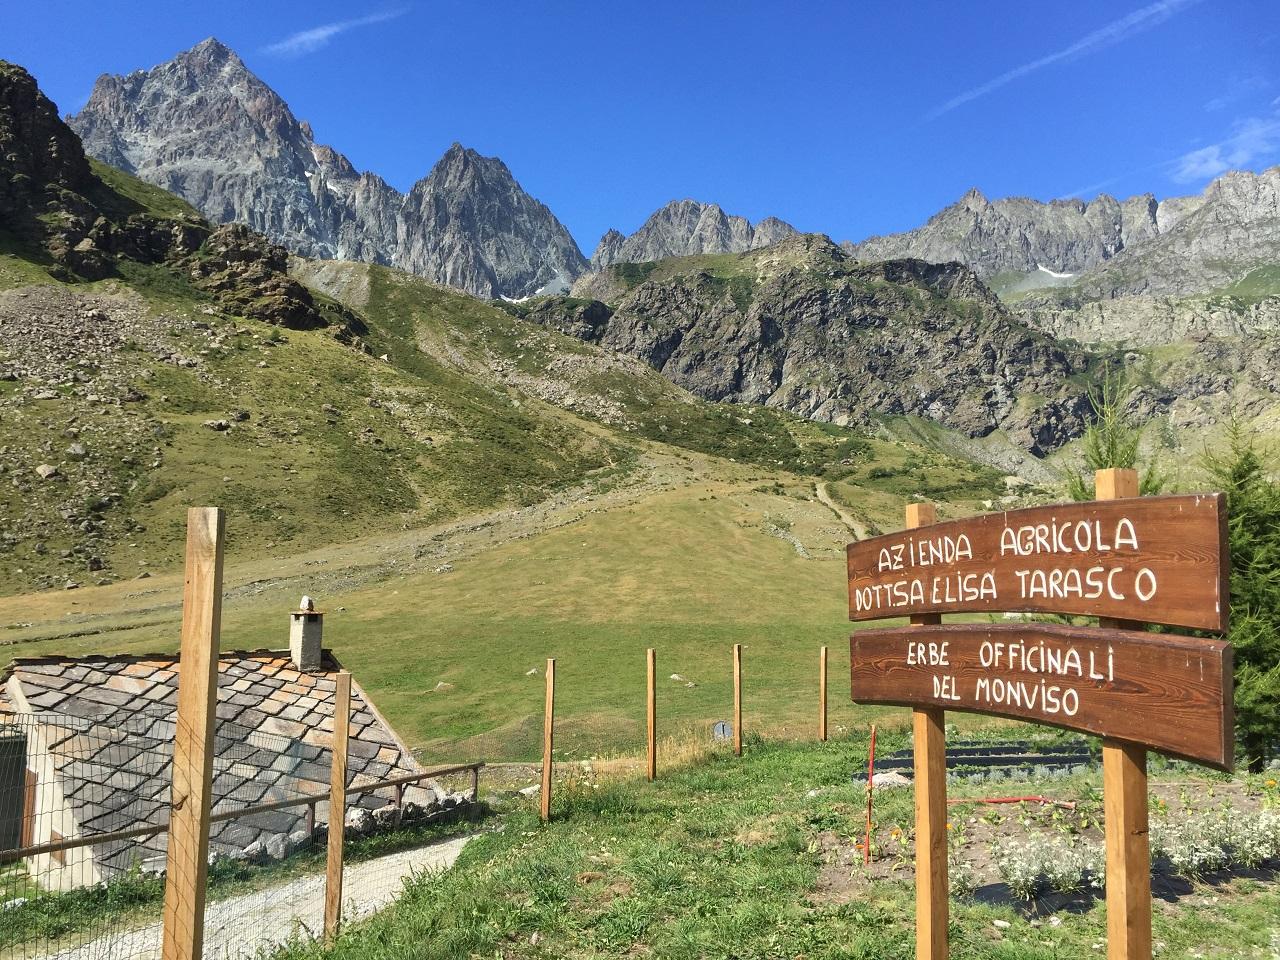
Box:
[3, 475, 890, 757]
[0, 233, 57, 290]
[271, 735, 1280, 960]
[87, 159, 204, 223]
[1217, 265, 1280, 304]
[833, 434, 1006, 505]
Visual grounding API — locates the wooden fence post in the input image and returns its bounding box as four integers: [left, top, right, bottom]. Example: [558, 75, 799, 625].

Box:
[864, 723, 878, 866]
[161, 508, 225, 960]
[818, 645, 828, 742]
[324, 671, 351, 943]
[1096, 468, 1152, 960]
[905, 501, 948, 960]
[732, 644, 743, 757]
[646, 648, 657, 781]
[541, 658, 555, 822]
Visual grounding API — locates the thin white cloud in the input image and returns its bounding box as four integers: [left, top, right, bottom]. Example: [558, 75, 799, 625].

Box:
[263, 8, 408, 57]
[925, 0, 1204, 121]
[1171, 113, 1280, 182]
[1063, 175, 1123, 200]
[1204, 75, 1268, 113]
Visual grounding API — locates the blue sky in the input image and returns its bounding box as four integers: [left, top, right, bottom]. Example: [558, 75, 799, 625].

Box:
[6, 0, 1277, 252]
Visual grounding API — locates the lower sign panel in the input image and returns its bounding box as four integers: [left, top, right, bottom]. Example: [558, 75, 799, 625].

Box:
[850, 623, 1233, 770]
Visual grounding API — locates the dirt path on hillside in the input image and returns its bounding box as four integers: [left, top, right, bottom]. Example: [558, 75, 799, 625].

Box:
[815, 482, 868, 540]
[0, 450, 767, 649]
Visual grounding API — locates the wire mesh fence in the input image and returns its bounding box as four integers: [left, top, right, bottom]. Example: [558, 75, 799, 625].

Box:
[1, 706, 483, 960]
[1, 708, 173, 960]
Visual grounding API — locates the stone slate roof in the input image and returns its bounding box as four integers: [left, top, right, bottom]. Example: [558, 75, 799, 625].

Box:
[0, 649, 420, 874]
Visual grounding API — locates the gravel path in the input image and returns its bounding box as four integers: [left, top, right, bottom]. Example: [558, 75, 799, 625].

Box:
[815, 482, 868, 540]
[38, 836, 473, 960]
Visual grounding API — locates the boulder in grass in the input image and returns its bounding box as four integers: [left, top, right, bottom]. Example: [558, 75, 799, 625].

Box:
[286, 829, 312, 854]
[345, 807, 375, 837]
[372, 802, 401, 828]
[241, 839, 267, 863]
[265, 833, 289, 861]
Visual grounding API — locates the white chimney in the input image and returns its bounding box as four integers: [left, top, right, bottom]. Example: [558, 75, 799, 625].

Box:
[289, 596, 323, 671]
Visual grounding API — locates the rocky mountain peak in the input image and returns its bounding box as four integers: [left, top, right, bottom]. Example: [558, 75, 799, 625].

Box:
[440, 141, 474, 162]
[177, 36, 239, 71]
[0, 60, 359, 336]
[590, 229, 626, 265]
[397, 143, 587, 298]
[588, 198, 798, 269]
[425, 142, 511, 191]
[68, 41, 586, 299]
[1039, 164, 1280, 301]
[847, 183, 1188, 281]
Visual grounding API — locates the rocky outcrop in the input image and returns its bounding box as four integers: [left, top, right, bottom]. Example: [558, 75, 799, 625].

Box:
[0, 59, 206, 279]
[589, 200, 797, 268]
[69, 39, 586, 299]
[1049, 166, 1280, 300]
[846, 188, 1197, 279]
[1021, 293, 1280, 346]
[0, 60, 353, 335]
[535, 236, 1093, 455]
[0, 60, 94, 214]
[186, 224, 365, 336]
[397, 144, 586, 298]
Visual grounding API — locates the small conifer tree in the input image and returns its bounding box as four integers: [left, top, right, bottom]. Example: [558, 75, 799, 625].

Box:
[1203, 420, 1280, 772]
[1065, 374, 1165, 501]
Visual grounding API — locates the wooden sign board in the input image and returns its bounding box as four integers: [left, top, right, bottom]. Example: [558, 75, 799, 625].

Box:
[850, 623, 1234, 769]
[847, 476, 1232, 960]
[846, 494, 1227, 631]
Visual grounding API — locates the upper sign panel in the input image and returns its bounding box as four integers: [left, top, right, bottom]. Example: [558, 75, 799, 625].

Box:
[846, 494, 1228, 631]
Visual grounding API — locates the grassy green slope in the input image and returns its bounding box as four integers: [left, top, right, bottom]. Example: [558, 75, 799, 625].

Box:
[86, 158, 205, 223]
[275, 736, 1280, 960]
[308, 261, 841, 474]
[0, 273, 627, 589]
[0, 157, 913, 592]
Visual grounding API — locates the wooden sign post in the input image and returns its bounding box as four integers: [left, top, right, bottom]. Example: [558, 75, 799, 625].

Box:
[847, 480, 1231, 960]
[1096, 469, 1151, 960]
[905, 503, 948, 960]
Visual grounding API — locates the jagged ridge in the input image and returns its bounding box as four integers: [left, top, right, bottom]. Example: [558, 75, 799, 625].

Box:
[589, 199, 797, 269]
[69, 38, 587, 300]
[527, 234, 1094, 455]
